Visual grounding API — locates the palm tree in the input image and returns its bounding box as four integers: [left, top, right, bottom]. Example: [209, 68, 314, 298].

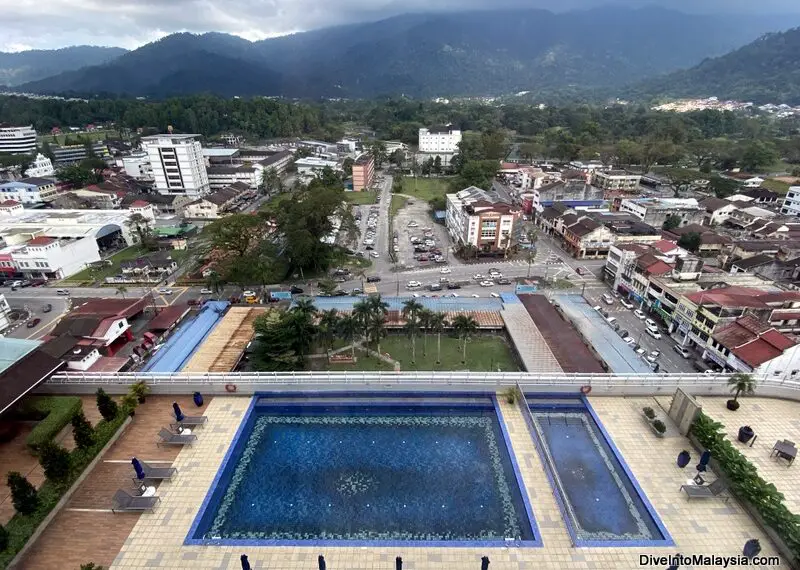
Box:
[418, 308, 434, 356]
[526, 229, 538, 278]
[260, 167, 281, 195]
[205, 271, 224, 299]
[402, 299, 424, 364]
[125, 212, 151, 246]
[115, 285, 128, 299]
[451, 314, 478, 365]
[728, 373, 756, 408]
[352, 300, 372, 347]
[337, 314, 360, 360]
[428, 312, 448, 365]
[293, 297, 317, 320]
[366, 315, 387, 355]
[354, 268, 367, 291]
[319, 309, 340, 352]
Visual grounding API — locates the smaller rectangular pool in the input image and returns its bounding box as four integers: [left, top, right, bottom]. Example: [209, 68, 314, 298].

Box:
[525, 396, 672, 547]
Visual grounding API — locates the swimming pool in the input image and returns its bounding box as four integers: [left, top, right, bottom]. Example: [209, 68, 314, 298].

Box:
[525, 396, 672, 547]
[188, 396, 539, 546]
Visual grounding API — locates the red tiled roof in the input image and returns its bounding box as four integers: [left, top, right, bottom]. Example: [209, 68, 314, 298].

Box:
[686, 286, 770, 308]
[651, 240, 678, 254]
[646, 260, 673, 275]
[130, 200, 150, 208]
[0, 200, 20, 207]
[147, 304, 190, 331]
[771, 310, 800, 321]
[27, 236, 56, 246]
[712, 315, 797, 368]
[71, 297, 150, 319]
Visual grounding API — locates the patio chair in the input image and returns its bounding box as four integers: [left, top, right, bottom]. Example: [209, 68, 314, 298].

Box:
[680, 479, 729, 501]
[111, 489, 161, 513]
[784, 439, 796, 447]
[156, 428, 197, 447]
[133, 460, 178, 483]
[171, 414, 208, 429]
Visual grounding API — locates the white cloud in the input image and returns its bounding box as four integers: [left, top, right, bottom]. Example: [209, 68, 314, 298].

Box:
[2, 0, 800, 50]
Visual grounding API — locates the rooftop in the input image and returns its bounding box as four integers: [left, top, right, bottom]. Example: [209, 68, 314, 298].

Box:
[713, 315, 796, 367]
[0, 337, 41, 374]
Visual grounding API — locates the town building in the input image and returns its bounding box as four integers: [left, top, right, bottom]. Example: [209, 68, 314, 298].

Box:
[704, 315, 800, 379]
[67, 189, 122, 209]
[699, 197, 738, 226]
[206, 165, 258, 190]
[141, 134, 210, 197]
[0, 178, 58, 204]
[742, 188, 781, 205]
[445, 186, 521, 254]
[336, 138, 360, 156]
[182, 183, 250, 220]
[351, 154, 375, 191]
[3, 235, 101, 280]
[297, 140, 338, 155]
[780, 186, 800, 217]
[418, 126, 462, 154]
[120, 152, 154, 181]
[0, 125, 37, 154]
[295, 157, 341, 179]
[619, 197, 705, 229]
[664, 224, 733, 256]
[0, 295, 11, 333]
[51, 142, 110, 166]
[591, 170, 641, 191]
[115, 251, 179, 283]
[256, 150, 294, 176]
[25, 154, 55, 178]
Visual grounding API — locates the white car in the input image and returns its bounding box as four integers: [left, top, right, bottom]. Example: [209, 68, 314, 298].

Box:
[471, 294, 480, 298]
[606, 316, 617, 326]
[412, 293, 420, 298]
[623, 336, 636, 345]
[593, 305, 602, 312]
[200, 288, 213, 294]
[158, 288, 173, 295]
[645, 318, 657, 328]
[633, 309, 646, 320]
[406, 281, 422, 288]
[440, 267, 451, 274]
[488, 270, 502, 278]
[646, 328, 662, 339]
[243, 290, 256, 297]
[490, 292, 501, 298]
[602, 294, 614, 305]
[620, 299, 634, 310]
[473, 273, 485, 280]
[407, 222, 419, 227]
[480, 280, 495, 287]
[370, 252, 380, 258]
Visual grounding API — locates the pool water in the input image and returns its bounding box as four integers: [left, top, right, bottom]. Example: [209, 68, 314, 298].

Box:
[191, 403, 536, 544]
[528, 405, 668, 545]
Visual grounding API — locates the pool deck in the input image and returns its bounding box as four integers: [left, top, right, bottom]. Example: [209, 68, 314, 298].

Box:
[103, 395, 785, 569]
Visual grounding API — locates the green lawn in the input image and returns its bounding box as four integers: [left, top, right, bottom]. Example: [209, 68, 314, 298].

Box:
[390, 195, 408, 218]
[38, 130, 116, 145]
[400, 176, 452, 203]
[66, 246, 146, 283]
[761, 178, 793, 194]
[345, 191, 380, 205]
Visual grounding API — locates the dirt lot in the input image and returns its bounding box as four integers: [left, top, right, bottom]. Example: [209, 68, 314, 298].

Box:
[392, 198, 459, 269]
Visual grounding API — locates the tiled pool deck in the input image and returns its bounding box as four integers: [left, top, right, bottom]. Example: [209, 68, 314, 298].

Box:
[107, 395, 786, 569]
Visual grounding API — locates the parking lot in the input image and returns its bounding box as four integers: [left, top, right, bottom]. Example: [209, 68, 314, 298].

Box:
[392, 197, 458, 270]
[581, 288, 696, 373]
[355, 203, 382, 263]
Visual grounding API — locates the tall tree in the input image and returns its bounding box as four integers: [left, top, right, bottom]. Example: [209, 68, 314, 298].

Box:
[260, 167, 282, 195]
[319, 309, 340, 353]
[402, 299, 424, 364]
[451, 314, 478, 365]
[418, 308, 434, 357]
[428, 312, 448, 365]
[368, 141, 387, 168]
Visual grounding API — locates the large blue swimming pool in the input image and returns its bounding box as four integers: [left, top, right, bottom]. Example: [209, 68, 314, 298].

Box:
[526, 399, 671, 546]
[189, 399, 537, 545]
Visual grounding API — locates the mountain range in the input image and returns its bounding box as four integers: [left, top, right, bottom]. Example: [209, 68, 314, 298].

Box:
[0, 46, 127, 86]
[633, 27, 800, 105]
[6, 7, 800, 101]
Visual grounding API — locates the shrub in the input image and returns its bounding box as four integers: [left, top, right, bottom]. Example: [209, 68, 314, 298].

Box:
[0, 524, 8, 552]
[652, 419, 666, 433]
[691, 412, 800, 560]
[24, 397, 82, 452]
[38, 441, 71, 483]
[130, 381, 150, 402]
[95, 389, 118, 422]
[7, 472, 39, 515]
[71, 412, 95, 451]
[643, 406, 656, 419]
[81, 563, 105, 570]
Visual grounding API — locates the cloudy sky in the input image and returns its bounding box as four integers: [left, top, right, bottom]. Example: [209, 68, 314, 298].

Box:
[5, 0, 800, 51]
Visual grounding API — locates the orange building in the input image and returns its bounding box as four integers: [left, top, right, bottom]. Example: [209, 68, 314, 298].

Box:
[352, 154, 375, 192]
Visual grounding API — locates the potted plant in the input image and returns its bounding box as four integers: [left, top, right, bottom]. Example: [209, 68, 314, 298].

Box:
[727, 373, 756, 411]
[121, 394, 138, 417]
[738, 425, 755, 444]
[130, 381, 150, 404]
[642, 407, 656, 421]
[651, 419, 666, 437]
[193, 392, 204, 407]
[503, 386, 521, 405]
[677, 450, 691, 468]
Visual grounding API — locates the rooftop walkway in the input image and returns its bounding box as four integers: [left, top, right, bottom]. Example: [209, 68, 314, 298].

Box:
[182, 307, 266, 373]
[500, 303, 562, 373]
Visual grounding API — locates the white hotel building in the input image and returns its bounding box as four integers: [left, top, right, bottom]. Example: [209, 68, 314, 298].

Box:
[0, 125, 37, 155]
[781, 186, 800, 217]
[141, 134, 210, 197]
[418, 126, 462, 154]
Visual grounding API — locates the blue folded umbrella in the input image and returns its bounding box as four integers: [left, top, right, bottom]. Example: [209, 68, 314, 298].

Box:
[173, 402, 185, 422]
[696, 450, 711, 472]
[240, 554, 251, 570]
[318, 555, 326, 570]
[132, 457, 145, 481]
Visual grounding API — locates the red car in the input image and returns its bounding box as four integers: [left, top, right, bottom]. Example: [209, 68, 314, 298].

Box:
[26, 318, 41, 328]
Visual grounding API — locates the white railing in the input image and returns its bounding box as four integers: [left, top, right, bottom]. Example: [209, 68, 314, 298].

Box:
[42, 371, 800, 401]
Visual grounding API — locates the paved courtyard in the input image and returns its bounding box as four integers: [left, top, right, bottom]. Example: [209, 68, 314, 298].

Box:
[105, 394, 786, 569]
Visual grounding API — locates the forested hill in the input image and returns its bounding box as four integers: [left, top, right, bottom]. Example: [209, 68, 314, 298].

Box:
[16, 8, 800, 99]
[632, 27, 800, 105]
[0, 46, 127, 86]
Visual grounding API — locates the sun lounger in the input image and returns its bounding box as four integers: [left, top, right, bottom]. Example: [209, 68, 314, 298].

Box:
[156, 427, 197, 447]
[133, 460, 178, 483]
[171, 414, 208, 429]
[680, 479, 729, 501]
[111, 489, 161, 513]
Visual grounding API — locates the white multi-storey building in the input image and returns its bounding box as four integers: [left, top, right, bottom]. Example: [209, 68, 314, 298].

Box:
[0, 178, 58, 204]
[780, 186, 800, 217]
[141, 134, 209, 197]
[25, 154, 55, 178]
[418, 126, 462, 154]
[445, 186, 521, 254]
[0, 125, 37, 154]
[120, 152, 154, 181]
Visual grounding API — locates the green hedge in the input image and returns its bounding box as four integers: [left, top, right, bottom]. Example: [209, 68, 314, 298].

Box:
[23, 397, 82, 452]
[0, 410, 128, 569]
[691, 413, 800, 560]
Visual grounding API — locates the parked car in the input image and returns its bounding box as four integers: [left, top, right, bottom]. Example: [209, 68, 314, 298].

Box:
[620, 298, 634, 310]
[440, 267, 451, 274]
[290, 285, 304, 294]
[644, 318, 657, 329]
[496, 278, 512, 285]
[42, 303, 52, 313]
[602, 294, 614, 305]
[606, 316, 617, 327]
[646, 328, 661, 339]
[673, 345, 691, 359]
[200, 288, 213, 294]
[366, 276, 381, 283]
[370, 252, 380, 258]
[623, 336, 636, 345]
[471, 294, 480, 298]
[243, 290, 256, 297]
[446, 283, 462, 290]
[56, 289, 70, 296]
[157, 287, 173, 295]
[490, 292, 501, 298]
[633, 309, 646, 320]
[473, 273, 485, 280]
[479, 280, 495, 287]
[618, 329, 629, 338]
[27, 318, 41, 328]
[406, 280, 422, 289]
